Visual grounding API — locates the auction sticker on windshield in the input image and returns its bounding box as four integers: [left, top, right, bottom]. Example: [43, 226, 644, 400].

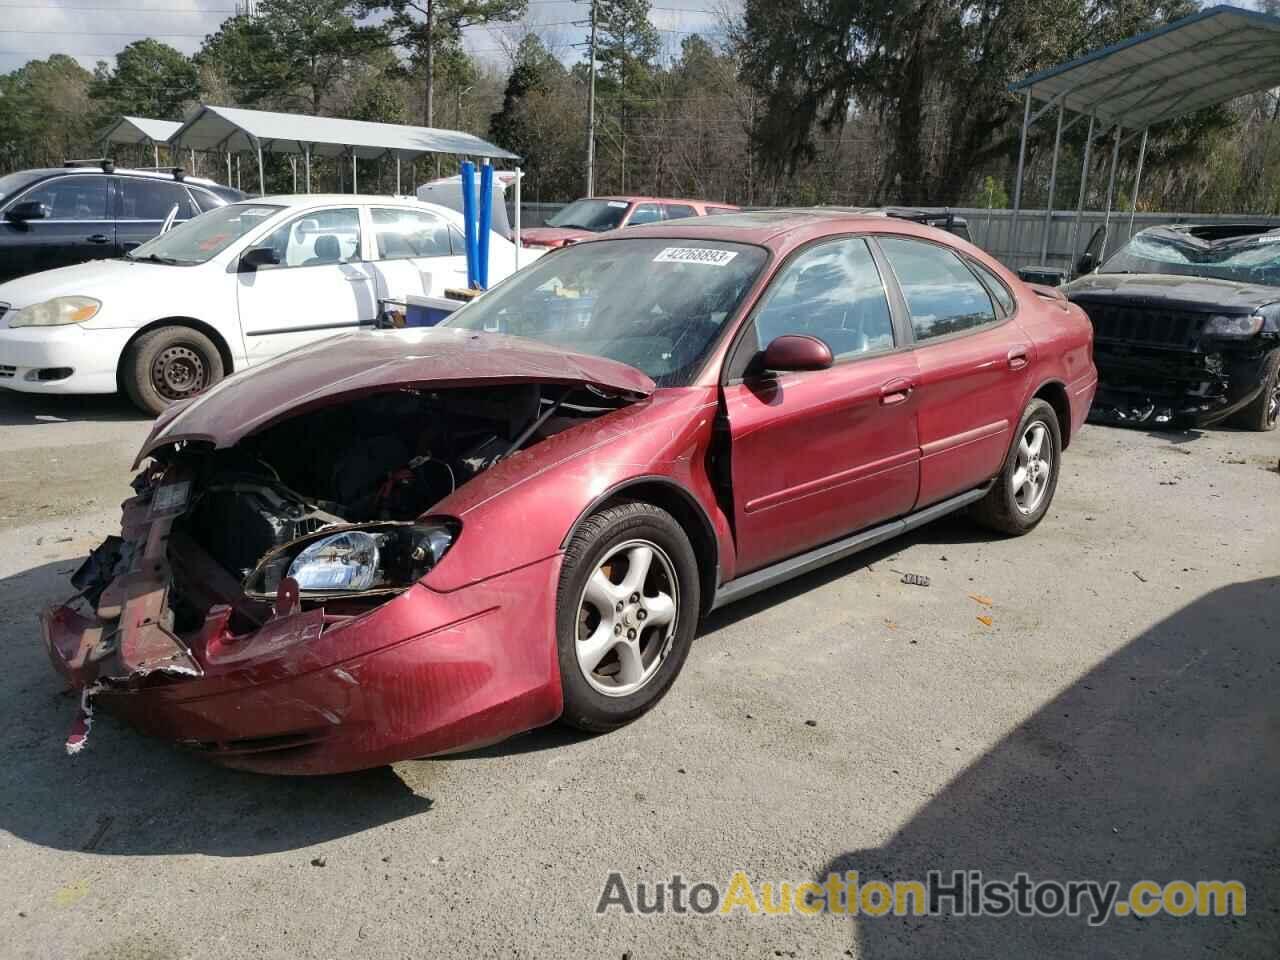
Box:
[654, 247, 739, 266]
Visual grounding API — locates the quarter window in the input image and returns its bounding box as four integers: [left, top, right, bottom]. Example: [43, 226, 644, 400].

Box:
[257, 207, 362, 268]
[119, 179, 194, 221]
[662, 203, 697, 220]
[19, 176, 109, 219]
[371, 207, 452, 259]
[968, 258, 1015, 316]
[878, 237, 996, 341]
[749, 237, 895, 362]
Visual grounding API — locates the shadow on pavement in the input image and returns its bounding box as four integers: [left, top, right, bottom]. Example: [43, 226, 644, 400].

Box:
[0, 559, 433, 858]
[0, 390, 149, 427]
[819, 575, 1279, 958]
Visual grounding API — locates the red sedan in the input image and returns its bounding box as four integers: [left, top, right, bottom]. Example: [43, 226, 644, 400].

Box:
[520, 195, 738, 248]
[43, 210, 1096, 774]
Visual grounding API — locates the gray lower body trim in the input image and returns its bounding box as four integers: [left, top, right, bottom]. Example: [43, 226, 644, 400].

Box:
[710, 482, 994, 611]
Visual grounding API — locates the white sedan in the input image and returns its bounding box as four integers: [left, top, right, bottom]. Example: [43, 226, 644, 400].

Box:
[0, 194, 535, 414]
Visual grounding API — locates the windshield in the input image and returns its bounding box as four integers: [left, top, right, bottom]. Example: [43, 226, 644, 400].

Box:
[545, 198, 632, 232]
[443, 237, 768, 386]
[127, 202, 283, 264]
[0, 171, 42, 207]
[1099, 230, 1280, 287]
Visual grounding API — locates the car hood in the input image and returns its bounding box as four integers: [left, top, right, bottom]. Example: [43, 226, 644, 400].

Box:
[1065, 273, 1280, 313]
[0, 258, 167, 310]
[521, 226, 594, 246]
[136, 327, 656, 465]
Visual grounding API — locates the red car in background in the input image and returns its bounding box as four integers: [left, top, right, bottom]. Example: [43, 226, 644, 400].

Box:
[520, 195, 739, 248]
[43, 210, 1096, 774]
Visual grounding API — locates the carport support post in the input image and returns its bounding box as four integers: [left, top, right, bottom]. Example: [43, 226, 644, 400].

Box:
[514, 165, 521, 270]
[1039, 102, 1065, 265]
[351, 151, 358, 193]
[153, 143, 159, 168]
[1069, 113, 1096, 274]
[304, 145, 311, 193]
[226, 152, 232, 186]
[1100, 123, 1123, 261]
[1128, 128, 1149, 237]
[1009, 88, 1032, 269]
[396, 154, 402, 195]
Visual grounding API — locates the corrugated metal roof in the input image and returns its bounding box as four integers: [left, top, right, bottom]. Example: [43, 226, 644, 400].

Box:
[1010, 4, 1280, 129]
[167, 104, 519, 161]
[101, 115, 183, 146]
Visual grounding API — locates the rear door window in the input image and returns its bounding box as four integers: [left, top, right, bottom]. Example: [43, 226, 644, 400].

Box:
[662, 203, 697, 220]
[878, 237, 996, 341]
[119, 179, 195, 221]
[967, 259, 1015, 316]
[371, 207, 452, 259]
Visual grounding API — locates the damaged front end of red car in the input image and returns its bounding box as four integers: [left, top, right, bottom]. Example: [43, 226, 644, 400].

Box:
[42, 329, 654, 774]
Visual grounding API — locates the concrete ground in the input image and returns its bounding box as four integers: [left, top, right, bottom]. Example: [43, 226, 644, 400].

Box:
[0, 389, 1276, 960]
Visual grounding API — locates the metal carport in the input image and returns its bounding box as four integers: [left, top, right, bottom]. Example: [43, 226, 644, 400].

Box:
[100, 116, 182, 168]
[1007, 4, 1280, 271]
[166, 104, 520, 197]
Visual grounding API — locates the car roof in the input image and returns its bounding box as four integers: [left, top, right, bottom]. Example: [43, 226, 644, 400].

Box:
[20, 166, 227, 189]
[591, 195, 738, 207]
[618, 208, 911, 245]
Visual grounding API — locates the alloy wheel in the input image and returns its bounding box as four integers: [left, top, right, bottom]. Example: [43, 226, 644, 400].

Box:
[575, 539, 679, 697]
[1013, 421, 1052, 515]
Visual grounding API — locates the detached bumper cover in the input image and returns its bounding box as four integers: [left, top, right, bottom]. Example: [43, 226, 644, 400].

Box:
[43, 555, 565, 775]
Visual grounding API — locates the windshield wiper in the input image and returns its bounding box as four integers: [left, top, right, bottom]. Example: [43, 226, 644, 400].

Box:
[128, 253, 185, 265]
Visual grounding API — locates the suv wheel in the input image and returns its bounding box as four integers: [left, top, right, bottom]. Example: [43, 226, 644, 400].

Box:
[556, 502, 700, 733]
[972, 398, 1062, 536]
[121, 325, 224, 416]
[1234, 348, 1280, 432]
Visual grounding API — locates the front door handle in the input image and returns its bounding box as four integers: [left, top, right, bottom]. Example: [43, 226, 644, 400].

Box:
[86, 234, 110, 244]
[1007, 346, 1030, 370]
[879, 377, 913, 405]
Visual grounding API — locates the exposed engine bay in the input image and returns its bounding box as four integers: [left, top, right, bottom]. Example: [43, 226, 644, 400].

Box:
[62, 383, 622, 681]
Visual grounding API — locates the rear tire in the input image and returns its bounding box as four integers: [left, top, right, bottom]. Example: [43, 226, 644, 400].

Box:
[972, 398, 1062, 536]
[556, 502, 700, 733]
[121, 325, 224, 416]
[1233, 349, 1280, 432]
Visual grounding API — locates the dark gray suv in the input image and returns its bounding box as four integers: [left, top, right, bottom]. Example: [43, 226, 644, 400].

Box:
[0, 161, 244, 283]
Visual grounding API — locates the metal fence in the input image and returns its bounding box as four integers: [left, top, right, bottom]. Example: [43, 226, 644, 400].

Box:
[511, 202, 1280, 272]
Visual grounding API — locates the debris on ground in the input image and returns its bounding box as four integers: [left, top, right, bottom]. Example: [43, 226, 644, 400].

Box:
[968, 594, 994, 606]
[310, 856, 326, 867]
[900, 572, 931, 587]
[804, 719, 817, 727]
[1132, 571, 1149, 583]
[976, 615, 993, 627]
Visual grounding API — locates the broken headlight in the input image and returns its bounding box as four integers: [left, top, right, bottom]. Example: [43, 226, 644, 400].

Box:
[1203, 314, 1263, 338]
[245, 520, 458, 597]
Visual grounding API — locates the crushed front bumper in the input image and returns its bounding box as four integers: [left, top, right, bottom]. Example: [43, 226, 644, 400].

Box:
[43, 553, 565, 775]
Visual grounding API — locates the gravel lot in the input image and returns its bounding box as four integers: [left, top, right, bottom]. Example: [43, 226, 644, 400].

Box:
[0, 389, 1276, 960]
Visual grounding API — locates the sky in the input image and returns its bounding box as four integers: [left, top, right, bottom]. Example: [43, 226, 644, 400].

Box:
[0, 0, 733, 76]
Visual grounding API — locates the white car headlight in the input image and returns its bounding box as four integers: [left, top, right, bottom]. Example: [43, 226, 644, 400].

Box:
[261, 521, 458, 595]
[8, 296, 101, 328]
[1202, 314, 1263, 338]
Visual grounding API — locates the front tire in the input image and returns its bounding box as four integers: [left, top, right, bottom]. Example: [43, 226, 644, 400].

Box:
[556, 502, 700, 733]
[121, 325, 224, 416]
[973, 398, 1062, 536]
[1233, 348, 1280, 432]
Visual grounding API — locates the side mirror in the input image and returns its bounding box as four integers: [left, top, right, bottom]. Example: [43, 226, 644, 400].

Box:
[239, 246, 280, 271]
[5, 200, 50, 223]
[1075, 253, 1096, 276]
[760, 334, 834, 373]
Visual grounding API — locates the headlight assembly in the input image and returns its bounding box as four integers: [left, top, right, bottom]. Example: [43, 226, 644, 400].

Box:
[1202, 314, 1263, 338]
[8, 296, 101, 328]
[245, 520, 459, 598]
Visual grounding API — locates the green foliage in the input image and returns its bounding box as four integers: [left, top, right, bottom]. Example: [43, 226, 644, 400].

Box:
[0, 55, 96, 170]
[974, 175, 1010, 209]
[89, 39, 199, 120]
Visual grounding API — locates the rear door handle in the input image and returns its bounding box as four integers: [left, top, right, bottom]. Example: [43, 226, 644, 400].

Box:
[1007, 346, 1030, 370]
[86, 234, 110, 244]
[879, 377, 913, 405]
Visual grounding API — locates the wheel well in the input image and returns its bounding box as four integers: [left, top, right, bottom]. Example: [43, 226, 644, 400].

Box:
[1034, 381, 1072, 449]
[592, 480, 719, 621]
[116, 317, 235, 388]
